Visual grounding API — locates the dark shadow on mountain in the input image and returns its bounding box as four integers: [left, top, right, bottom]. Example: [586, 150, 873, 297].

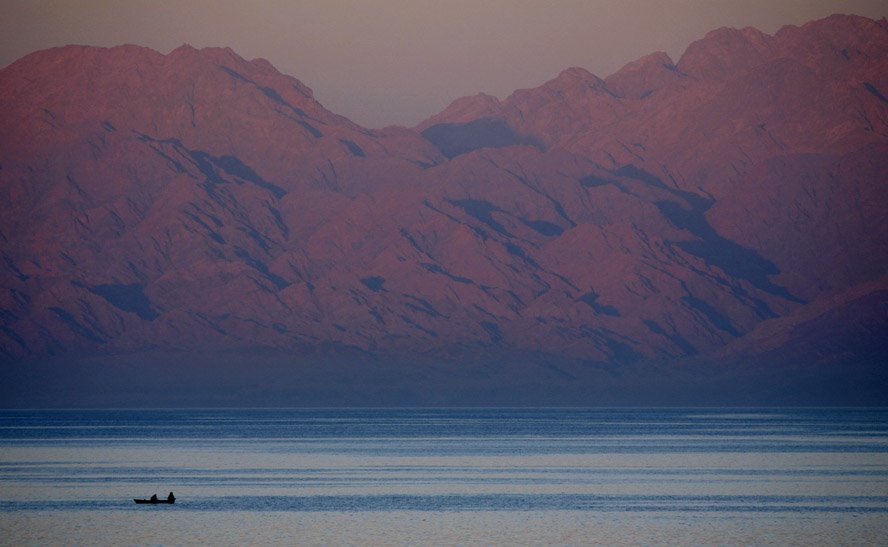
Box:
[339, 139, 365, 157]
[682, 295, 740, 336]
[421, 118, 544, 159]
[617, 165, 802, 304]
[213, 155, 287, 199]
[447, 199, 512, 237]
[420, 263, 474, 285]
[643, 320, 697, 355]
[578, 291, 620, 316]
[520, 218, 564, 236]
[360, 276, 386, 292]
[48, 307, 105, 344]
[233, 248, 290, 289]
[78, 283, 159, 321]
[864, 82, 888, 105]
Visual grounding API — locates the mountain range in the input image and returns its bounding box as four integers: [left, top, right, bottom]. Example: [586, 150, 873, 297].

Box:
[1, 14, 886, 406]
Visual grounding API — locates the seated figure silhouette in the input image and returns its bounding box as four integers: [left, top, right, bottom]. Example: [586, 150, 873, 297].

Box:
[167, 492, 176, 502]
[150, 494, 158, 502]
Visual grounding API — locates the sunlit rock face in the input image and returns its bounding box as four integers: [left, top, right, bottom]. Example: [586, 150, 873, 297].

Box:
[1, 15, 886, 403]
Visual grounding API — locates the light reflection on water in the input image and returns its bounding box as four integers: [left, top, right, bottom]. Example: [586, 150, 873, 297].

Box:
[1, 408, 887, 545]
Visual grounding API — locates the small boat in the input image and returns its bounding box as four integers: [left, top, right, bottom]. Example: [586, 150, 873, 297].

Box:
[134, 498, 175, 504]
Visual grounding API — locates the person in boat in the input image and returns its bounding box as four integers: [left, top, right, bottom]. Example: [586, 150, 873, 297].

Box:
[150, 494, 158, 502]
[167, 492, 175, 502]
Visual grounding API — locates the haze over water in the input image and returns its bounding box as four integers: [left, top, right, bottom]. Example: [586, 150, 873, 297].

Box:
[1, 408, 887, 545]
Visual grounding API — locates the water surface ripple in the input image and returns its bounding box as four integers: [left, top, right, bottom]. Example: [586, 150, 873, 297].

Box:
[1, 408, 887, 544]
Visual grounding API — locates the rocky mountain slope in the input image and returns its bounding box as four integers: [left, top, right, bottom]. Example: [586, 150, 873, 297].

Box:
[1, 15, 886, 405]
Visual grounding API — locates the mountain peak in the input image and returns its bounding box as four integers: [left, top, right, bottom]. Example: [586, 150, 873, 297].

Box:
[416, 92, 502, 130]
[506, 66, 607, 103]
[677, 25, 775, 79]
[170, 43, 198, 54]
[605, 51, 681, 99]
[0, 41, 439, 184]
[774, 13, 888, 72]
[801, 12, 886, 31]
[553, 66, 605, 87]
[2, 43, 320, 121]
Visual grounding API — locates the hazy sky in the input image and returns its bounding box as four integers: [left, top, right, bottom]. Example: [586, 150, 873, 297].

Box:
[2, 1, 886, 127]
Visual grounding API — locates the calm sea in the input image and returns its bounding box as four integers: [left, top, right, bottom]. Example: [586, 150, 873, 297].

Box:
[1, 408, 887, 545]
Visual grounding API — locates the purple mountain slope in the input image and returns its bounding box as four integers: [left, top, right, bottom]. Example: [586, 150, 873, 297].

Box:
[2, 15, 887, 406]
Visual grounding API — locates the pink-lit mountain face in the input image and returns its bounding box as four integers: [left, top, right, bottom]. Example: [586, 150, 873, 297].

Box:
[1, 15, 887, 406]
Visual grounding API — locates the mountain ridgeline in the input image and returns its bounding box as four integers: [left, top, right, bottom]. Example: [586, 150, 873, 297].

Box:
[1, 15, 887, 406]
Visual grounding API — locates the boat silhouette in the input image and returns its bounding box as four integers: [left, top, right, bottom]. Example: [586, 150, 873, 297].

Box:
[134, 492, 175, 504]
[134, 498, 174, 504]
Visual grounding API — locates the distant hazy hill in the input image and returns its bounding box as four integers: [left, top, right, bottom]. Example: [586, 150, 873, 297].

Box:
[1, 14, 886, 406]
